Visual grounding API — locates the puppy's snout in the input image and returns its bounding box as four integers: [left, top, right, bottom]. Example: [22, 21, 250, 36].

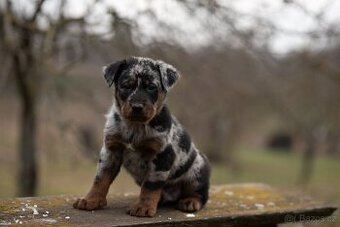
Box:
[131, 103, 144, 113]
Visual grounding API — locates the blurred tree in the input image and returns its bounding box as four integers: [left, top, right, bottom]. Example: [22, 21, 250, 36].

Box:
[1, 0, 339, 196]
[0, 0, 91, 196]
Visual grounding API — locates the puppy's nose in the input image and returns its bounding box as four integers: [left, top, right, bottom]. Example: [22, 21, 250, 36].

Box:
[131, 103, 144, 113]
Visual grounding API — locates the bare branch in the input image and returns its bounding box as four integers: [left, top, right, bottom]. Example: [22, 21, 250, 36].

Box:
[29, 0, 47, 23]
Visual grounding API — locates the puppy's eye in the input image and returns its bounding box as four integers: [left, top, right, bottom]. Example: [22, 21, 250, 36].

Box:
[147, 84, 157, 92]
[120, 83, 133, 90]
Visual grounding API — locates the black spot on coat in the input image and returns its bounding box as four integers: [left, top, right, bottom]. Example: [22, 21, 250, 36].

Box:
[149, 105, 172, 132]
[114, 113, 121, 122]
[194, 154, 210, 205]
[178, 129, 191, 153]
[153, 145, 175, 171]
[169, 151, 197, 180]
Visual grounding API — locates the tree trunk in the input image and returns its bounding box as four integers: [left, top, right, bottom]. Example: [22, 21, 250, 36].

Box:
[297, 135, 316, 186]
[17, 89, 38, 197]
[11, 25, 40, 197]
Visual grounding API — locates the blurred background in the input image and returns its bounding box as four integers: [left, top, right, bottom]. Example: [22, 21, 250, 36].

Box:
[0, 0, 339, 225]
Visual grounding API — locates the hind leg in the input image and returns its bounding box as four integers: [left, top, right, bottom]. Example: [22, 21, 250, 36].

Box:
[177, 181, 209, 212]
[177, 157, 210, 212]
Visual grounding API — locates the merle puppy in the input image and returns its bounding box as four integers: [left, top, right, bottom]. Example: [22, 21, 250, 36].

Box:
[73, 57, 210, 217]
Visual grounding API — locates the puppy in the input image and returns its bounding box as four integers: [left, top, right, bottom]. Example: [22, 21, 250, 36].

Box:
[73, 57, 210, 217]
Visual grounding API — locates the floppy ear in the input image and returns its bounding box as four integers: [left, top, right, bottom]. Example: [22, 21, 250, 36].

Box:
[102, 59, 127, 87]
[157, 61, 180, 91]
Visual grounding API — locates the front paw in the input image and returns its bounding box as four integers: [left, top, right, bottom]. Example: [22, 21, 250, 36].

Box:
[73, 196, 107, 211]
[127, 202, 157, 217]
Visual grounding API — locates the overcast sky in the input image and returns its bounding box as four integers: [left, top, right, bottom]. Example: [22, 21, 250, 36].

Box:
[11, 0, 340, 53]
[109, 0, 340, 53]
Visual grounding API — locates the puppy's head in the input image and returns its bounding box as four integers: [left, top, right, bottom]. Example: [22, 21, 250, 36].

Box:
[103, 57, 180, 123]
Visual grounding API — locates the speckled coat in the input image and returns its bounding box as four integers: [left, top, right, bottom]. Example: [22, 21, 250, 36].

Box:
[101, 102, 210, 204]
[73, 57, 210, 216]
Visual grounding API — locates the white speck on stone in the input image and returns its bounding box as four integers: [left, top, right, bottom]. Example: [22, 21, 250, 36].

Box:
[15, 219, 19, 223]
[41, 218, 58, 224]
[19, 215, 25, 218]
[186, 213, 195, 218]
[25, 205, 39, 215]
[267, 202, 275, 206]
[65, 216, 70, 220]
[33, 204, 37, 208]
[22, 208, 26, 212]
[45, 211, 49, 214]
[43, 214, 48, 217]
[167, 217, 172, 220]
[254, 203, 265, 209]
[224, 191, 234, 196]
[19, 221, 23, 224]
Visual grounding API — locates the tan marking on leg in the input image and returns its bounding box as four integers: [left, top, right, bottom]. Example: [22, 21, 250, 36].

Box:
[73, 170, 113, 210]
[104, 134, 125, 150]
[74, 134, 124, 211]
[127, 187, 162, 217]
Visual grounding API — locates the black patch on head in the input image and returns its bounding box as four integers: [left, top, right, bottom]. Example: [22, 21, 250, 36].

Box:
[115, 58, 162, 105]
[149, 105, 172, 132]
[158, 62, 180, 92]
[169, 151, 197, 180]
[146, 87, 159, 104]
[103, 60, 128, 87]
[116, 76, 134, 102]
[114, 58, 139, 102]
[114, 113, 121, 122]
[130, 87, 157, 106]
[153, 145, 175, 171]
[166, 68, 177, 87]
[178, 129, 191, 153]
[144, 180, 165, 190]
[98, 158, 102, 163]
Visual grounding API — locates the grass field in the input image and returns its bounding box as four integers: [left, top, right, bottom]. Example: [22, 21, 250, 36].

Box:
[1, 148, 339, 202]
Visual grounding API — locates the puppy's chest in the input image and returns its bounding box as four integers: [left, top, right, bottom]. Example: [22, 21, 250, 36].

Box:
[122, 147, 153, 184]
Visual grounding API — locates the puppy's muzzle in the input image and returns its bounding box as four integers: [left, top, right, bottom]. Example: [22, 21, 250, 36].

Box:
[131, 103, 144, 115]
